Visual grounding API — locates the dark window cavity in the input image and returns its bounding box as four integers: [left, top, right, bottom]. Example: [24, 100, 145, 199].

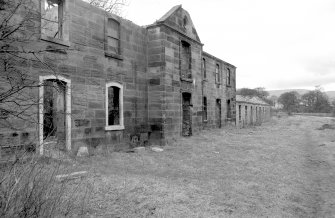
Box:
[108, 86, 120, 125]
[227, 68, 231, 86]
[180, 41, 191, 79]
[215, 64, 220, 84]
[202, 58, 206, 79]
[238, 105, 241, 121]
[203, 96, 207, 121]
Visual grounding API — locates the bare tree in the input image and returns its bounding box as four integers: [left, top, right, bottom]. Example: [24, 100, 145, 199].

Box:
[87, 0, 128, 16]
[301, 86, 332, 113]
[0, 2, 92, 216]
[1, 0, 69, 156]
[278, 91, 300, 114]
[1, 0, 40, 126]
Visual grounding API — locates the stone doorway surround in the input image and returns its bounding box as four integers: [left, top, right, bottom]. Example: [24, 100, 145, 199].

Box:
[39, 75, 71, 155]
[216, 99, 222, 128]
[182, 92, 192, 136]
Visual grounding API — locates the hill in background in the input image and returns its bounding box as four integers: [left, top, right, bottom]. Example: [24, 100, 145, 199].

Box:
[268, 89, 335, 100]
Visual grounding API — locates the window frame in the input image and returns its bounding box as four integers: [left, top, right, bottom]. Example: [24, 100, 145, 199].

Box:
[105, 82, 124, 131]
[40, 0, 70, 46]
[215, 64, 220, 84]
[202, 58, 206, 80]
[183, 16, 188, 28]
[180, 40, 192, 80]
[105, 17, 122, 60]
[227, 68, 231, 86]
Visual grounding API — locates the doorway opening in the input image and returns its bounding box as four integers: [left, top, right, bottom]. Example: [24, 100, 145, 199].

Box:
[251, 106, 254, 125]
[39, 76, 71, 155]
[182, 92, 192, 136]
[227, 99, 231, 119]
[216, 99, 221, 128]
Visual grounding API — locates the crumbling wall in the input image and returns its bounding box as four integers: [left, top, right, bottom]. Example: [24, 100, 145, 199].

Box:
[202, 52, 237, 129]
[1, 0, 149, 157]
[236, 103, 271, 128]
[67, 1, 149, 152]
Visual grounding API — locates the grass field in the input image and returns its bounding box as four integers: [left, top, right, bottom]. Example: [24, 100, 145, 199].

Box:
[64, 116, 335, 217]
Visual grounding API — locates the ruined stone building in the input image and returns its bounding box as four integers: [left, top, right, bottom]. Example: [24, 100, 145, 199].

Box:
[236, 95, 271, 128]
[0, 0, 236, 156]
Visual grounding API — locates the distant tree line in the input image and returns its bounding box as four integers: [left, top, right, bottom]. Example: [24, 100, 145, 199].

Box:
[278, 87, 335, 114]
[237, 86, 335, 116]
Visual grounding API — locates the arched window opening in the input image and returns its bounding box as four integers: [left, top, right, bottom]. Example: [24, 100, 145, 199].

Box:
[106, 82, 124, 130]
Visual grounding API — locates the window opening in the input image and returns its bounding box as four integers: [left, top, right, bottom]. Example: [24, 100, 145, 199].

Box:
[180, 41, 191, 79]
[107, 18, 120, 55]
[227, 68, 231, 86]
[108, 86, 120, 125]
[183, 16, 188, 27]
[202, 58, 206, 79]
[41, 0, 63, 39]
[215, 64, 220, 84]
[203, 96, 207, 121]
[106, 82, 124, 130]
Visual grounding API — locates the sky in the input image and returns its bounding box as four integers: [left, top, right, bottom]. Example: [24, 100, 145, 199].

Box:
[122, 0, 335, 91]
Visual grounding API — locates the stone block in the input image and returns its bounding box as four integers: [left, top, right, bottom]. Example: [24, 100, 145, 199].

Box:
[77, 146, 89, 157]
[72, 14, 87, 27]
[95, 110, 105, 118]
[149, 78, 160, 86]
[91, 119, 105, 127]
[74, 119, 90, 127]
[88, 101, 104, 109]
[58, 64, 77, 75]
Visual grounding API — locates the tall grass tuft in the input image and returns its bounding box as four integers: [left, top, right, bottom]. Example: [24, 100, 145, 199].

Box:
[0, 153, 90, 217]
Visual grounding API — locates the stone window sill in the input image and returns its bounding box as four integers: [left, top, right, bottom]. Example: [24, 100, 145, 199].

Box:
[105, 125, 125, 131]
[41, 35, 70, 47]
[105, 52, 123, 60]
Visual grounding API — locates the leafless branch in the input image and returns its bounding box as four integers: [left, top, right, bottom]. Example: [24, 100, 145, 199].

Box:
[87, 0, 128, 16]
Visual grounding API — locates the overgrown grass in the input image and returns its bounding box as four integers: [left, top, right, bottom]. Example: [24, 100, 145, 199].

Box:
[72, 116, 335, 217]
[0, 153, 91, 217]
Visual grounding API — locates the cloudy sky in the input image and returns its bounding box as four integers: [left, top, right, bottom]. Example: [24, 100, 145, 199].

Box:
[123, 0, 335, 91]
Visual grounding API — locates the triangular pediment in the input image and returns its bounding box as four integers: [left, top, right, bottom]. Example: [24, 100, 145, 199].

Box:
[156, 5, 201, 43]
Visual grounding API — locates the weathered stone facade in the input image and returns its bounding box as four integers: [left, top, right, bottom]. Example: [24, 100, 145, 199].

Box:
[0, 1, 236, 156]
[236, 95, 271, 128]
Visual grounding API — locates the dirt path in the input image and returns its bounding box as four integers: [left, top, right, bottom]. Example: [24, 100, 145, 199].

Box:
[76, 116, 335, 217]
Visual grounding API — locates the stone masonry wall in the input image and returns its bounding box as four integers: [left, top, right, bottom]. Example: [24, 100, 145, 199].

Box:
[0, 0, 149, 156]
[146, 6, 205, 145]
[60, 0, 148, 152]
[147, 26, 165, 145]
[202, 52, 237, 129]
[146, 6, 237, 145]
[236, 103, 271, 128]
[0, 2, 238, 156]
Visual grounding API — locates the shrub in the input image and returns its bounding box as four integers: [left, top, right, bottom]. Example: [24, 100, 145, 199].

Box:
[0, 154, 89, 217]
